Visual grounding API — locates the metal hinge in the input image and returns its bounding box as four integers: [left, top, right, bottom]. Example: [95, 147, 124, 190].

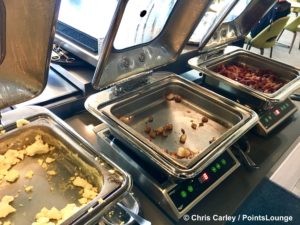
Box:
[112, 70, 153, 96]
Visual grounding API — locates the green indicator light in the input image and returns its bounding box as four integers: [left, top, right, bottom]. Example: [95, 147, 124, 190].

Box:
[285, 103, 289, 107]
[187, 185, 194, 193]
[216, 163, 221, 170]
[180, 191, 187, 198]
[211, 167, 217, 173]
[264, 118, 269, 123]
[268, 116, 272, 120]
[221, 159, 227, 165]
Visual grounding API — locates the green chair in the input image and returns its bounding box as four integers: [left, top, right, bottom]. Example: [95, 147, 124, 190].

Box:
[290, 0, 300, 16]
[246, 16, 290, 58]
[278, 16, 300, 53]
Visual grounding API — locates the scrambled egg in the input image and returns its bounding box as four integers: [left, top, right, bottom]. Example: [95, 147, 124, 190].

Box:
[16, 119, 30, 128]
[0, 150, 24, 185]
[5, 169, 20, 183]
[46, 171, 57, 176]
[0, 196, 16, 218]
[45, 157, 55, 164]
[0, 221, 12, 225]
[72, 177, 98, 205]
[33, 204, 80, 225]
[24, 185, 33, 193]
[25, 135, 55, 157]
[25, 170, 34, 179]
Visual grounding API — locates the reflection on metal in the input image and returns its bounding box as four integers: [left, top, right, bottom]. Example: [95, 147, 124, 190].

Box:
[114, 0, 177, 50]
[189, 0, 239, 47]
[0, 0, 6, 65]
[92, 0, 223, 90]
[0, 0, 61, 110]
[203, 0, 275, 49]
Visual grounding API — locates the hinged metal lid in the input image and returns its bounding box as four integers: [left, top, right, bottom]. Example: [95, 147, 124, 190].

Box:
[0, 0, 60, 110]
[195, 0, 275, 49]
[92, 0, 239, 90]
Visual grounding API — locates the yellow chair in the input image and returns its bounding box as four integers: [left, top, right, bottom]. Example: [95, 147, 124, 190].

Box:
[246, 16, 290, 58]
[278, 16, 300, 53]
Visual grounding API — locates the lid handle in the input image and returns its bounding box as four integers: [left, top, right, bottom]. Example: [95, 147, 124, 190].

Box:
[0, 0, 6, 65]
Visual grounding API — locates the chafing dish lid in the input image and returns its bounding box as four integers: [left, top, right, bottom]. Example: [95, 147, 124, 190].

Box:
[197, 0, 275, 49]
[0, 0, 60, 110]
[92, 0, 239, 90]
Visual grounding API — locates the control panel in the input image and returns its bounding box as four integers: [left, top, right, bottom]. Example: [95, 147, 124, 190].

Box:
[259, 99, 297, 133]
[168, 151, 237, 212]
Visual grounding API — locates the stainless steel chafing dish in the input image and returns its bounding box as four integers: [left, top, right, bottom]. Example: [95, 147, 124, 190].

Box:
[87, 74, 257, 179]
[0, 107, 131, 225]
[0, 1, 131, 224]
[189, 49, 300, 109]
[85, 0, 259, 180]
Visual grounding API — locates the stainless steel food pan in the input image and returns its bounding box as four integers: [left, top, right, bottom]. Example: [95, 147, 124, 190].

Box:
[0, 106, 131, 225]
[86, 73, 258, 179]
[189, 49, 300, 107]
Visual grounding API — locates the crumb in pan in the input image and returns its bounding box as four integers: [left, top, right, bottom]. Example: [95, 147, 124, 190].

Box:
[179, 129, 187, 144]
[191, 123, 197, 130]
[209, 137, 216, 144]
[24, 185, 33, 193]
[202, 117, 209, 123]
[166, 93, 175, 101]
[25, 170, 34, 179]
[119, 116, 131, 124]
[174, 95, 182, 103]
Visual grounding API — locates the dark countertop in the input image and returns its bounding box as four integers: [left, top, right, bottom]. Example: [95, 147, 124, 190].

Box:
[64, 101, 300, 225]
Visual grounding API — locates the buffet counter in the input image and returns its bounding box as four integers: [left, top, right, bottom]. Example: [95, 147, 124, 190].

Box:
[64, 96, 300, 225]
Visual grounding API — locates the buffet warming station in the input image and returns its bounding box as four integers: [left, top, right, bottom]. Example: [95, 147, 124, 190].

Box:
[83, 0, 283, 221]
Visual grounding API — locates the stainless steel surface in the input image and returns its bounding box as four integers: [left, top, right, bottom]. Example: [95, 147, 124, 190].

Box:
[54, 34, 99, 66]
[189, 49, 300, 107]
[64, 102, 300, 225]
[202, 0, 275, 49]
[0, 0, 5, 65]
[50, 63, 95, 93]
[97, 126, 240, 220]
[92, 0, 235, 90]
[0, 0, 60, 109]
[256, 99, 298, 136]
[117, 203, 151, 225]
[108, 79, 239, 168]
[191, 0, 239, 47]
[86, 73, 258, 179]
[269, 137, 300, 197]
[14, 69, 80, 108]
[100, 193, 140, 225]
[0, 106, 131, 225]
